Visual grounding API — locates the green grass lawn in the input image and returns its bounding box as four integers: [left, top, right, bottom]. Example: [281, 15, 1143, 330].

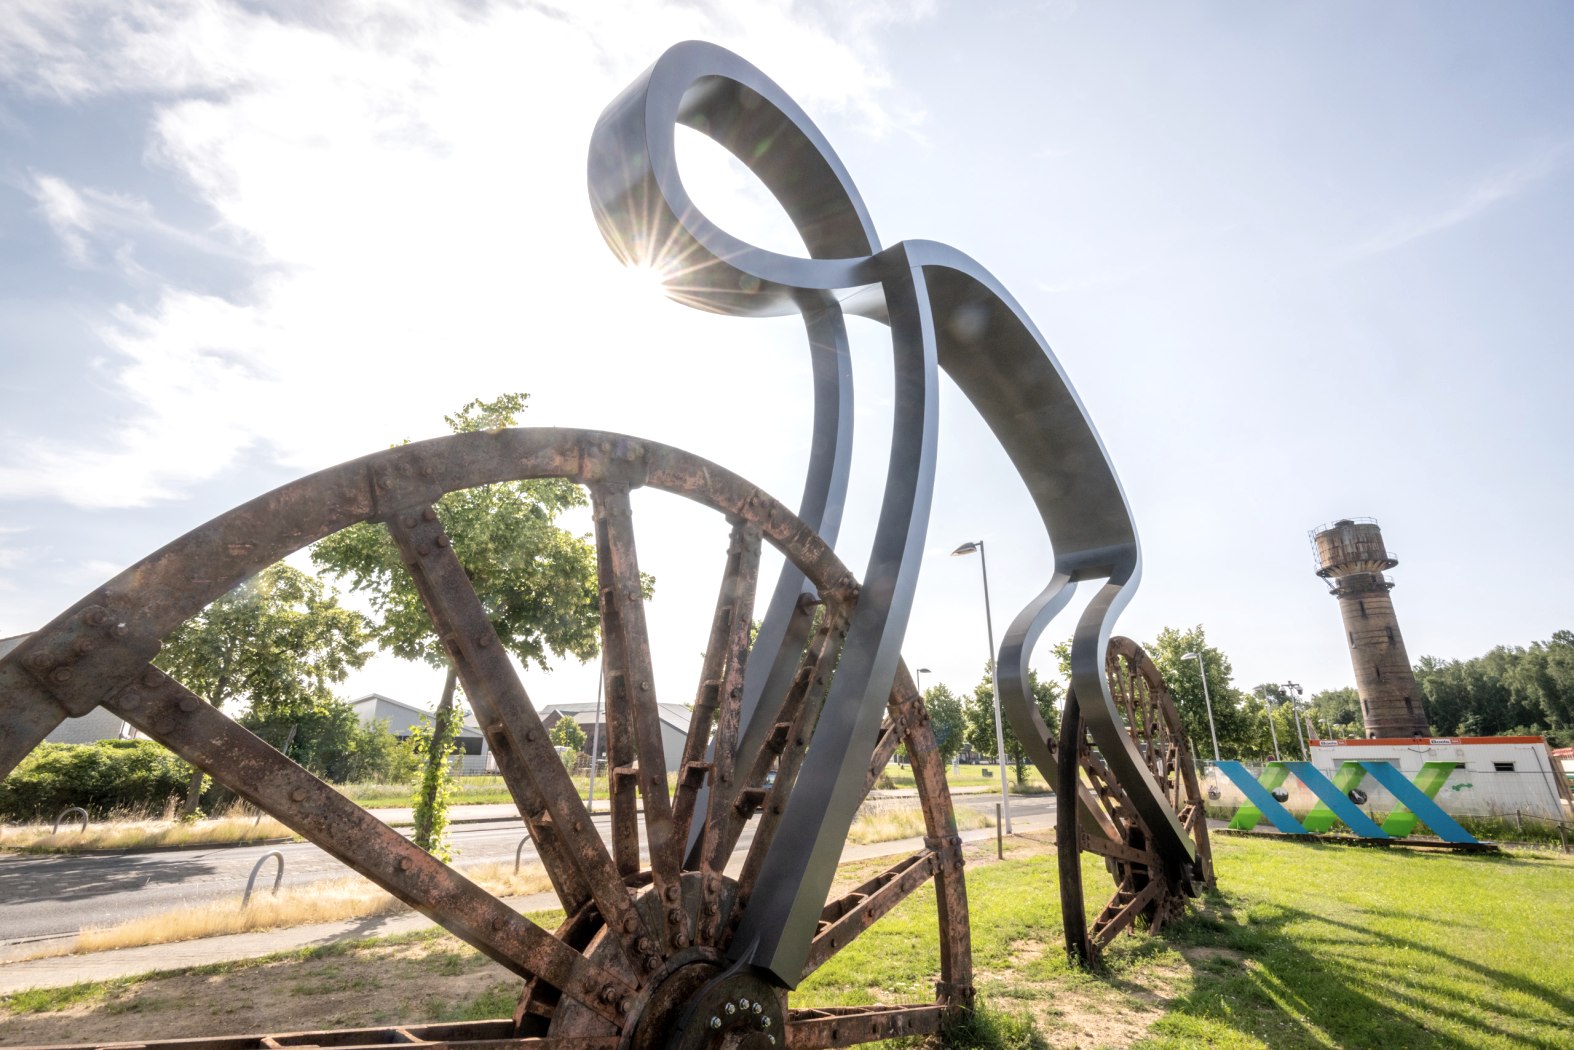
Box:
[797, 835, 1574, 1049]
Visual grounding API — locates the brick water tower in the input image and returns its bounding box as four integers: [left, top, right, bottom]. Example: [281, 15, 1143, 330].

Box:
[1311, 518, 1430, 738]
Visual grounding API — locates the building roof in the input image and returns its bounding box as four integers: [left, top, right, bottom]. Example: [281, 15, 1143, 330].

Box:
[348, 693, 482, 736]
[541, 701, 691, 733]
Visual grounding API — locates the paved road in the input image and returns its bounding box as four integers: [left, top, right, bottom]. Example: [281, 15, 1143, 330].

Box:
[0, 794, 1054, 948]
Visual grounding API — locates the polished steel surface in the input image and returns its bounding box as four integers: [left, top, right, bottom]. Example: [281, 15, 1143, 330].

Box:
[588, 40, 1195, 983]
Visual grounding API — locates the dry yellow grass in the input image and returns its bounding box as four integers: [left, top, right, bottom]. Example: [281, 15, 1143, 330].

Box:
[846, 802, 993, 845]
[29, 861, 555, 959]
[0, 813, 297, 852]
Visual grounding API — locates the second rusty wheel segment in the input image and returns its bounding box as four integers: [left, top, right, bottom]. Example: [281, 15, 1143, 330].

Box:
[0, 428, 970, 1048]
[1058, 638, 1214, 965]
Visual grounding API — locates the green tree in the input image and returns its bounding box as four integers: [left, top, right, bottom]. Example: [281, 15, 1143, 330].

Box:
[1146, 626, 1249, 761]
[551, 715, 587, 756]
[311, 393, 602, 855]
[964, 664, 1060, 785]
[1307, 686, 1361, 739]
[155, 563, 371, 814]
[922, 683, 967, 764]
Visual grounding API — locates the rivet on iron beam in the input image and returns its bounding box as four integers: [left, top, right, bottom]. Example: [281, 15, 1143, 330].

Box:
[623, 916, 639, 933]
[402, 515, 417, 529]
[291, 788, 308, 801]
[436, 534, 450, 548]
[398, 857, 412, 871]
[142, 670, 163, 687]
[74, 636, 97, 655]
[672, 933, 688, 948]
[422, 507, 437, 521]
[526, 729, 538, 742]
[477, 634, 491, 648]
[50, 667, 72, 684]
[179, 698, 199, 713]
[492, 917, 505, 931]
[110, 623, 129, 638]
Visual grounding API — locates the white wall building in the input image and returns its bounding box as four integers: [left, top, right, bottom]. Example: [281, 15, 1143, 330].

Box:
[1301, 736, 1571, 820]
[539, 702, 691, 773]
[348, 693, 492, 775]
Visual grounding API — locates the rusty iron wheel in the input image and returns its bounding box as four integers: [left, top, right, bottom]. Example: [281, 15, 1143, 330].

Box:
[1056, 636, 1213, 965]
[0, 428, 971, 1049]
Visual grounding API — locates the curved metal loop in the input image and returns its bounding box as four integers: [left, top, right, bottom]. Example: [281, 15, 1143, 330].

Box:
[242, 849, 284, 908]
[53, 806, 89, 835]
[590, 41, 1194, 959]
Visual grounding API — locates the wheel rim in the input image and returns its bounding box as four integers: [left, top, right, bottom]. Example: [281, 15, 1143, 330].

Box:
[1057, 637, 1213, 964]
[0, 427, 970, 1048]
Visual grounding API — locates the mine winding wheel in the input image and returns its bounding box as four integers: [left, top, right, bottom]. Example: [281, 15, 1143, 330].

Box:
[0, 428, 971, 1049]
[1056, 637, 1214, 965]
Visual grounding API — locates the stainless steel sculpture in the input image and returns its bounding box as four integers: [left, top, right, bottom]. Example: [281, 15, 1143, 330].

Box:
[0, 40, 1211, 1047]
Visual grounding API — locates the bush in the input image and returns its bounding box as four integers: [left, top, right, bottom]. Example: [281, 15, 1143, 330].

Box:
[241, 705, 411, 785]
[0, 740, 193, 821]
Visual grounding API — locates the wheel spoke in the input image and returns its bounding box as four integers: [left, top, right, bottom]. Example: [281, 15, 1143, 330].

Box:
[671, 520, 762, 852]
[101, 668, 634, 1025]
[799, 850, 939, 980]
[385, 506, 655, 976]
[786, 1005, 945, 1047]
[590, 483, 689, 953]
[727, 603, 846, 929]
[0, 662, 67, 777]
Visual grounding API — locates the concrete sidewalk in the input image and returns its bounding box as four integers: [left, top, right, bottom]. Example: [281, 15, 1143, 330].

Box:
[0, 811, 1051, 995]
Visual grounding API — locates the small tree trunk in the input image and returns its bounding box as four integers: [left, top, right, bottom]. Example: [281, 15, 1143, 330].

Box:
[413, 665, 460, 855]
[180, 769, 205, 818]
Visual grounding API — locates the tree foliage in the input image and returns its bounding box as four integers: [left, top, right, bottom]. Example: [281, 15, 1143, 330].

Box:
[551, 715, 587, 754]
[155, 562, 371, 811]
[310, 394, 601, 671]
[1307, 686, 1362, 739]
[310, 394, 604, 856]
[1415, 630, 1574, 746]
[1145, 626, 1251, 761]
[964, 664, 1060, 784]
[156, 563, 371, 717]
[922, 683, 967, 764]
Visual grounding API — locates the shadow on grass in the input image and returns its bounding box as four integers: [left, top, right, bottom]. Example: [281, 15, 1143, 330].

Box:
[1132, 876, 1574, 1050]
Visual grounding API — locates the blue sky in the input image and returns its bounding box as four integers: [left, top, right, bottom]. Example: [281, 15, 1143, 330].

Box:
[2, 1, 1571, 715]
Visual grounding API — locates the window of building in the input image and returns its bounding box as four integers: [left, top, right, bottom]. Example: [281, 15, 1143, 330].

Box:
[1493, 761, 1516, 773]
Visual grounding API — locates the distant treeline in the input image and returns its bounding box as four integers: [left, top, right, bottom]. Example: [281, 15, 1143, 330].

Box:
[1414, 629, 1573, 746]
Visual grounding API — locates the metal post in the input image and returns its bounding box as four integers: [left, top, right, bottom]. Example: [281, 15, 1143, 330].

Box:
[975, 541, 1011, 834]
[996, 802, 1003, 859]
[1284, 682, 1307, 758]
[1264, 692, 1281, 762]
[586, 669, 603, 813]
[1184, 651, 1221, 762]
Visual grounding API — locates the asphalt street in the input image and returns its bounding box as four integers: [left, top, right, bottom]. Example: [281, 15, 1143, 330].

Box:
[0, 793, 1055, 948]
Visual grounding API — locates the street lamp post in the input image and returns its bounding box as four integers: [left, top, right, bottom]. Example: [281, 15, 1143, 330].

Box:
[1283, 682, 1307, 758]
[916, 667, 932, 695]
[952, 540, 1011, 834]
[1262, 688, 1282, 761]
[1181, 650, 1221, 763]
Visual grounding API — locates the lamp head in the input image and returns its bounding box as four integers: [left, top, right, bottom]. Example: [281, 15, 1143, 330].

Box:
[951, 541, 980, 556]
[918, 667, 932, 674]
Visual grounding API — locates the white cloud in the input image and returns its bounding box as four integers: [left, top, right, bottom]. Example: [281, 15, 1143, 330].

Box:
[0, 0, 934, 509]
[1348, 141, 1571, 259]
[26, 171, 254, 269]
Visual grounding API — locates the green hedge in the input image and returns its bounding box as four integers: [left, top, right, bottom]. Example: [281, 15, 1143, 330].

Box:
[0, 739, 193, 821]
